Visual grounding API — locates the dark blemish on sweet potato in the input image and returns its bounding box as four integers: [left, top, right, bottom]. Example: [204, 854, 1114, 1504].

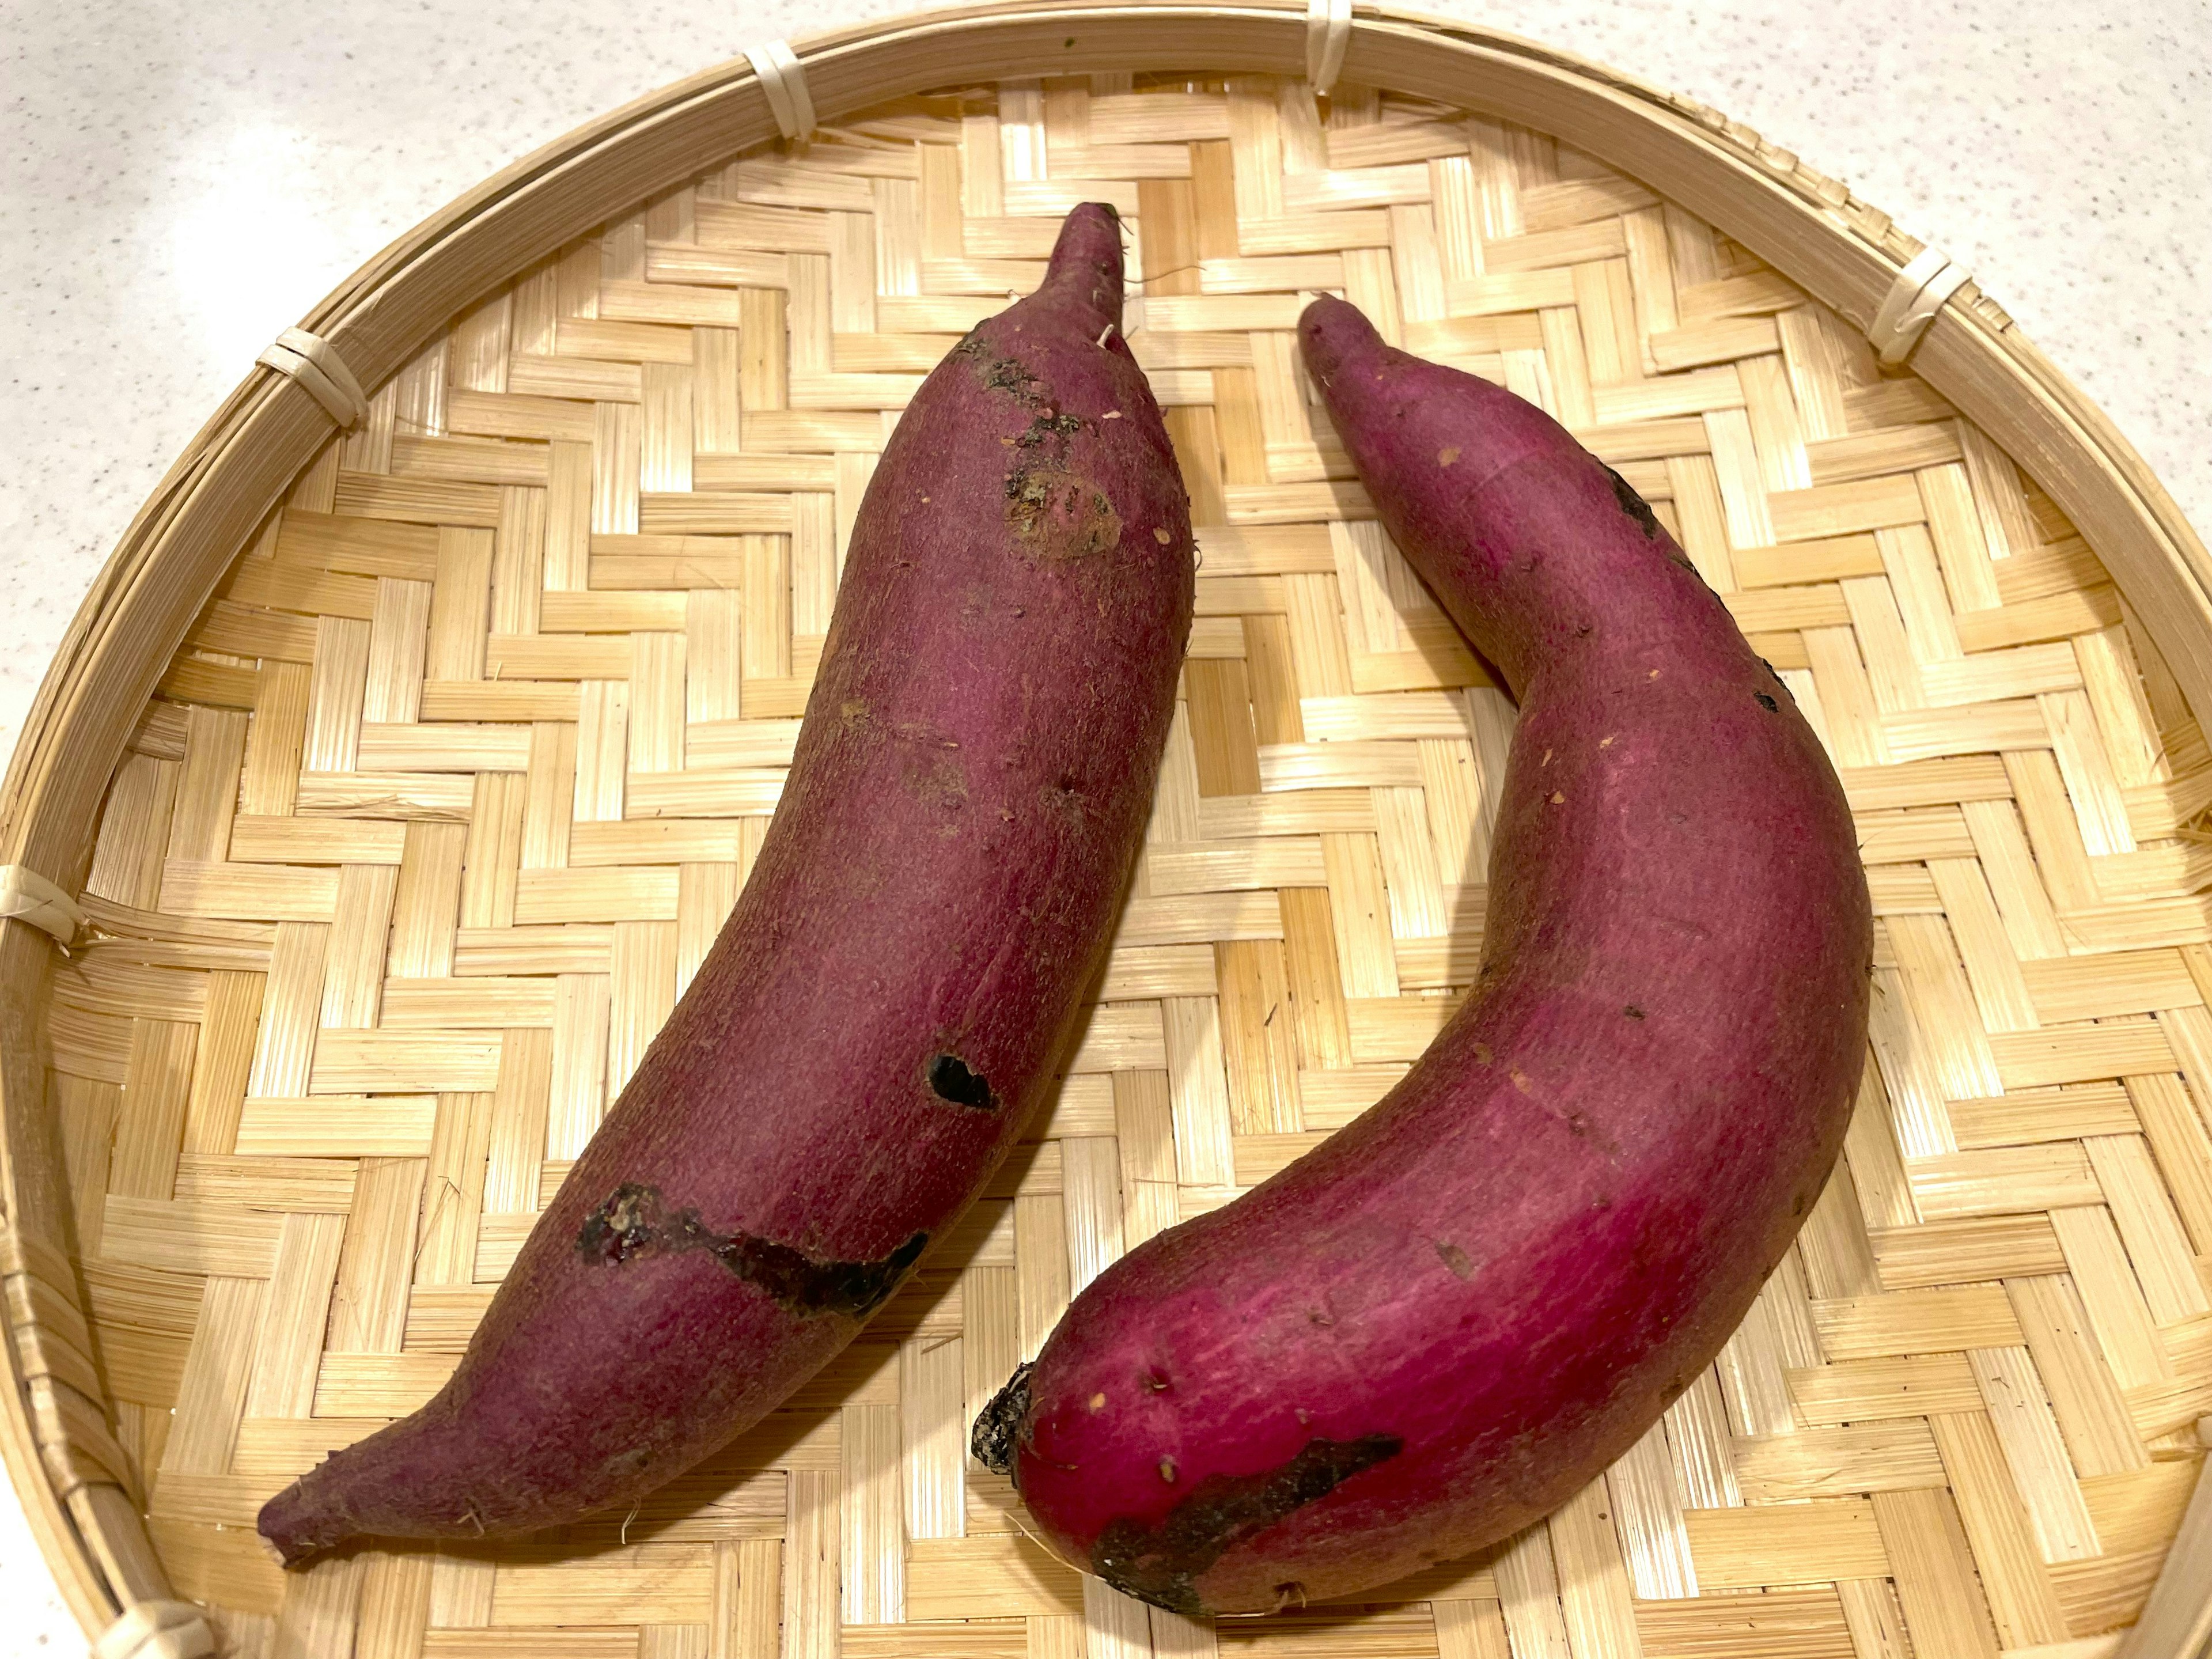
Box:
[972, 1361, 1032, 1476]
[905, 751, 970, 818]
[1005, 466, 1123, 561]
[1567, 1113, 1591, 1137]
[1660, 1376, 1690, 1407]
[1041, 773, 1091, 827]
[988, 361, 1041, 401]
[577, 1184, 927, 1320]
[1436, 1241, 1474, 1279]
[885, 717, 960, 751]
[1624, 1005, 1646, 1020]
[577, 1183, 658, 1264]
[927, 1053, 997, 1110]
[1146, 1368, 1172, 1391]
[1089, 1433, 1406, 1613]
[1755, 692, 1780, 712]
[1274, 1582, 1309, 1610]
[957, 337, 1051, 413]
[1604, 466, 1661, 540]
[1017, 410, 1086, 449]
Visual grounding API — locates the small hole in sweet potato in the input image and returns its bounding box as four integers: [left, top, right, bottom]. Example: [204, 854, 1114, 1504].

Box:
[927, 1054, 996, 1110]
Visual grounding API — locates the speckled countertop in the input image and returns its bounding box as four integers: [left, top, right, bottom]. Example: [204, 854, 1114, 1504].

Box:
[2, 0, 2207, 1647]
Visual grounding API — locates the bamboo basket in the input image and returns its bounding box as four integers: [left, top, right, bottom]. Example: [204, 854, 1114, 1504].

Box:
[6, 3, 2212, 1654]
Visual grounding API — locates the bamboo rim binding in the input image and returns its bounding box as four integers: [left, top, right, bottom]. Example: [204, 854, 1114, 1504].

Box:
[744, 39, 816, 143]
[1868, 244, 1974, 368]
[0, 864, 82, 947]
[1306, 0, 1352, 92]
[91, 1600, 215, 1659]
[2, 2, 2209, 1651]
[253, 330, 369, 430]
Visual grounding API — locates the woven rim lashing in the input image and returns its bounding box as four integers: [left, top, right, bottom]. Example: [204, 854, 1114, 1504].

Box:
[3, 7, 2210, 1658]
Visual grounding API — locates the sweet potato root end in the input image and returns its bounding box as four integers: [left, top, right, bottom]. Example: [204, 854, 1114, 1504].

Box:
[972, 1360, 1031, 1476]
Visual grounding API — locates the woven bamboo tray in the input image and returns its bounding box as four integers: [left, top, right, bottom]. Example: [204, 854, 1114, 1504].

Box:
[7, 3, 2212, 1654]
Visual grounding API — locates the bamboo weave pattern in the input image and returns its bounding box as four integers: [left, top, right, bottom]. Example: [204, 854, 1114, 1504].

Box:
[32, 72, 2212, 1659]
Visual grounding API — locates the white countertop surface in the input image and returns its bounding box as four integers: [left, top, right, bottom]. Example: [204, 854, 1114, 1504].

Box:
[2, 0, 2207, 1649]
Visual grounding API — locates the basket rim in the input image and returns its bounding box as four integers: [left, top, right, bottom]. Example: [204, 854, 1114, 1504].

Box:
[3, 0, 2209, 1638]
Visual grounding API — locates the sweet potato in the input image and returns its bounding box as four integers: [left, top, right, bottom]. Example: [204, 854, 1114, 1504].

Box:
[976, 295, 1870, 1613]
[260, 204, 1194, 1562]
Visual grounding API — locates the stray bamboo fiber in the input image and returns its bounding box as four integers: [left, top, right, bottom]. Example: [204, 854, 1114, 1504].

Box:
[3, 5, 2209, 1656]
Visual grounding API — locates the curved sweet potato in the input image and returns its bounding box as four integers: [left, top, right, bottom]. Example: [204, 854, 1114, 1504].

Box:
[260, 204, 1194, 1562]
[979, 294, 1870, 1613]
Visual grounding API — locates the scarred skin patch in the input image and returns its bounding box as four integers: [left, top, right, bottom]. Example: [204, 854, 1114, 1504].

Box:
[1005, 466, 1123, 560]
[1604, 465, 1662, 539]
[1604, 463, 1710, 580]
[1085, 1434, 1406, 1614]
[956, 320, 1130, 564]
[578, 1184, 927, 1321]
[903, 749, 970, 820]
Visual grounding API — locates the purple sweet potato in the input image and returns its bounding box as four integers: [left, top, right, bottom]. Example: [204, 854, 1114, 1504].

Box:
[976, 295, 1870, 1613]
[259, 204, 1194, 1562]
